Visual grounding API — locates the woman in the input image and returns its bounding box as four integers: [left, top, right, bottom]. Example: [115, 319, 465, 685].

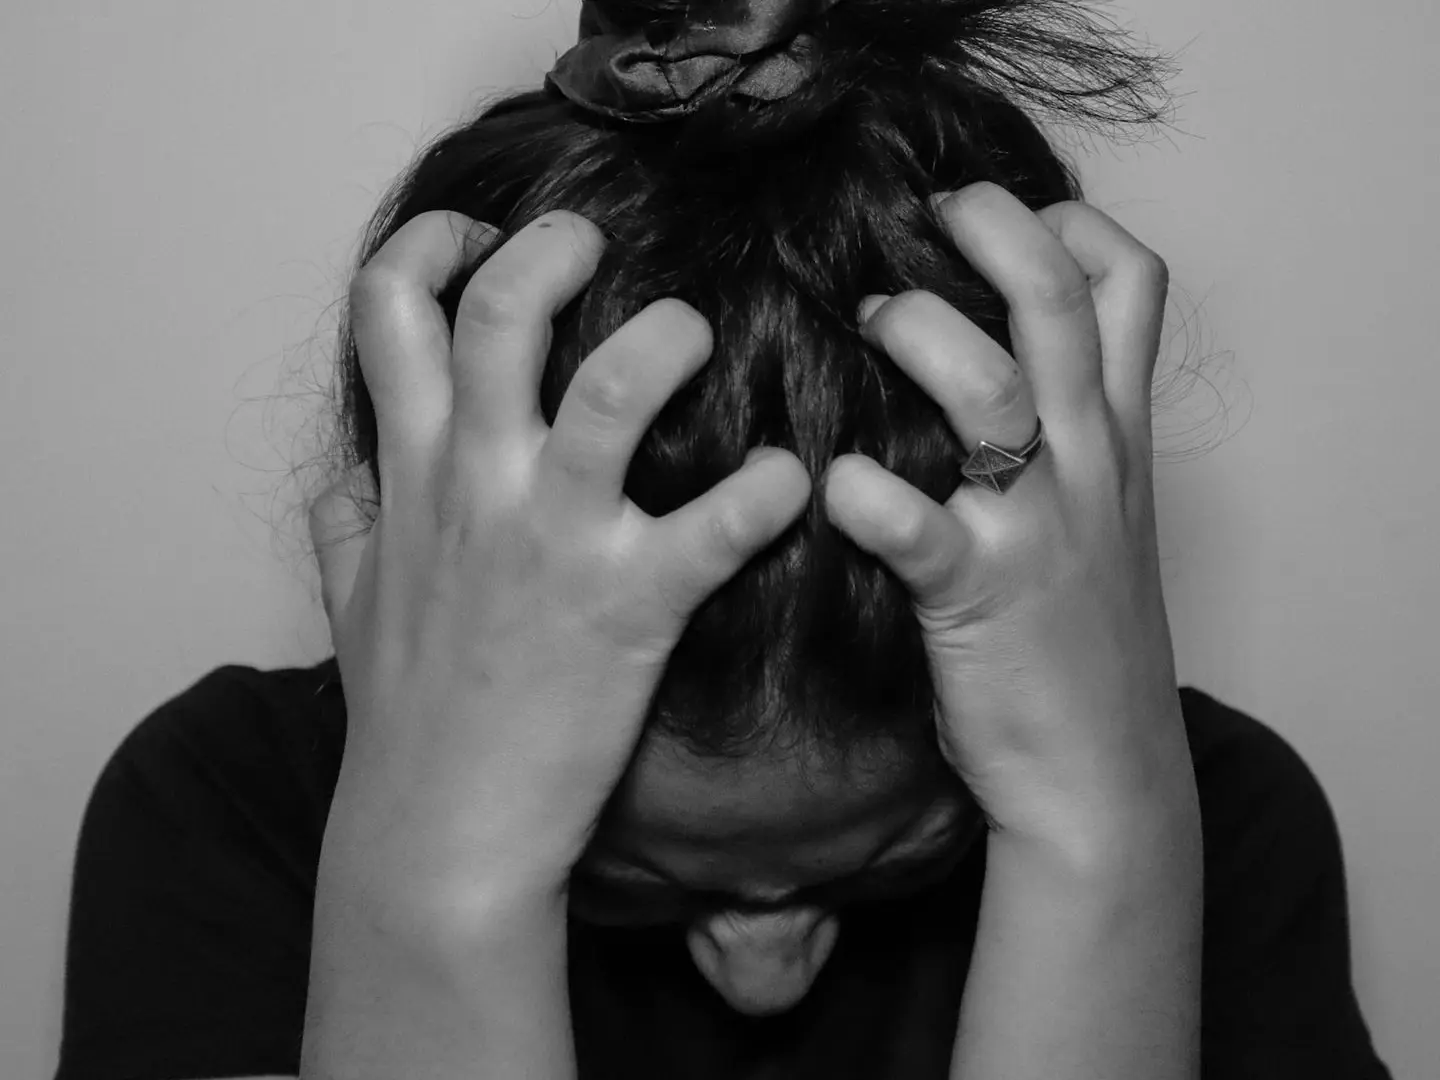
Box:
[55, 0, 1392, 1077]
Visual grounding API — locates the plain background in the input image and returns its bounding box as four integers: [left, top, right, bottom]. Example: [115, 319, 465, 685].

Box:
[2, 0, 1435, 1076]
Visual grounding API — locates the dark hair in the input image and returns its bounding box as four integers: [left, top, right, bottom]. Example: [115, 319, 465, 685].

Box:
[325, 0, 1173, 763]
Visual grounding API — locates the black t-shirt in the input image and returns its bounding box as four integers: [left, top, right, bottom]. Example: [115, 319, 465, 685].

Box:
[54, 660, 1393, 1079]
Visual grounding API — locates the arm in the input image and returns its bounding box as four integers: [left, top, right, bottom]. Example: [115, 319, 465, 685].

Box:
[950, 779, 1203, 1080]
[301, 208, 809, 1080]
[823, 187, 1208, 1080]
[300, 845, 576, 1080]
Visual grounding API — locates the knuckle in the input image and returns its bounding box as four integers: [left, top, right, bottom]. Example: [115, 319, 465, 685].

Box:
[348, 264, 402, 322]
[573, 363, 635, 422]
[454, 211, 607, 335]
[1027, 263, 1092, 316]
[1132, 247, 1171, 296]
[706, 499, 754, 563]
[887, 502, 929, 551]
[459, 266, 533, 332]
[973, 360, 1026, 413]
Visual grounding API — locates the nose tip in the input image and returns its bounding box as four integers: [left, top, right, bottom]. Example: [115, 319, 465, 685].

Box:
[687, 909, 840, 1017]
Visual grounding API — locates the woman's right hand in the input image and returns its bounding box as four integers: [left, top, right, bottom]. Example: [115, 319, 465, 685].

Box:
[307, 209, 811, 927]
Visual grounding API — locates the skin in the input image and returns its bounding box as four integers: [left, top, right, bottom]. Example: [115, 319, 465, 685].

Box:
[303, 183, 1202, 1080]
[576, 729, 983, 1015]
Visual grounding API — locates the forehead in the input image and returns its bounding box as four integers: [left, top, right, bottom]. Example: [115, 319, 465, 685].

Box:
[594, 728, 953, 875]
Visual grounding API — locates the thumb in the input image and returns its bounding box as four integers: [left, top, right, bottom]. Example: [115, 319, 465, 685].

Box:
[308, 465, 377, 629]
[649, 447, 812, 620]
[823, 454, 973, 611]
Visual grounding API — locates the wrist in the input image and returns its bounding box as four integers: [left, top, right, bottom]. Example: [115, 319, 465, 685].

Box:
[987, 781, 1202, 903]
[987, 692, 1199, 875]
[305, 855, 575, 1080]
[954, 810, 1203, 1080]
[317, 769, 575, 959]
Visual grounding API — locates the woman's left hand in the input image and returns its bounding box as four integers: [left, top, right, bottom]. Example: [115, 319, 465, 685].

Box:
[823, 182, 1200, 864]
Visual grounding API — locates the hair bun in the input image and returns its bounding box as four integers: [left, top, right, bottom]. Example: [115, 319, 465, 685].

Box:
[548, 0, 842, 125]
[550, 0, 1174, 150]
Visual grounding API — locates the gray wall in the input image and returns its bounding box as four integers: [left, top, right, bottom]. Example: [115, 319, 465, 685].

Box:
[2, 1, 1433, 1076]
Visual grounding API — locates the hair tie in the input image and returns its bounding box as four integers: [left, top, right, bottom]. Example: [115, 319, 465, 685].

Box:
[545, 0, 842, 124]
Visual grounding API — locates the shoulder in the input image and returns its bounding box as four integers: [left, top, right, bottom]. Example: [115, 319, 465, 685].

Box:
[1176, 687, 1392, 1077]
[1177, 685, 1351, 911]
[1177, 685, 1346, 946]
[1178, 685, 1335, 846]
[58, 660, 345, 1079]
[115, 657, 344, 766]
[96, 658, 346, 838]
[73, 657, 347, 916]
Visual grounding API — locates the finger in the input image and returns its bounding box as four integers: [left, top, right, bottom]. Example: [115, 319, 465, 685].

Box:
[350, 211, 498, 488]
[822, 453, 971, 613]
[645, 448, 812, 619]
[450, 210, 607, 449]
[541, 299, 713, 515]
[857, 291, 1041, 488]
[309, 465, 379, 630]
[933, 183, 1106, 440]
[1036, 201, 1169, 452]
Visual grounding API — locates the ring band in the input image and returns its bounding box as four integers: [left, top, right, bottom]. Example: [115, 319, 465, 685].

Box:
[960, 419, 1046, 495]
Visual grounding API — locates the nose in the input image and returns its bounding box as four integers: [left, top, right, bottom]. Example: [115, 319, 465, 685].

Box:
[686, 907, 840, 1016]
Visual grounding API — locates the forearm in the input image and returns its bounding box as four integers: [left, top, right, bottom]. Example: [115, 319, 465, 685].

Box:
[300, 868, 575, 1080]
[300, 773, 579, 1080]
[950, 786, 1204, 1080]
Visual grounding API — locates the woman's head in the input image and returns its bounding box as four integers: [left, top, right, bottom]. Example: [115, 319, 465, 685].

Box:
[323, 0, 1169, 1014]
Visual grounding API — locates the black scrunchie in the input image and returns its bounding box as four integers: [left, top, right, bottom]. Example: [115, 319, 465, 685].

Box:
[545, 0, 842, 123]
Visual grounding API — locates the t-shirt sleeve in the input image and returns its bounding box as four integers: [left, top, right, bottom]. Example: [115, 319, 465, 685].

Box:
[1189, 693, 1392, 1078]
[54, 668, 324, 1080]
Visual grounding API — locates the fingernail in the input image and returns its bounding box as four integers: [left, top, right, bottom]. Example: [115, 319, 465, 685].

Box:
[745, 445, 783, 465]
[857, 294, 890, 325]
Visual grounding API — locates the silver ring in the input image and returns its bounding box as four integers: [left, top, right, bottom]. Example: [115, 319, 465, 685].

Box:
[960, 419, 1046, 495]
